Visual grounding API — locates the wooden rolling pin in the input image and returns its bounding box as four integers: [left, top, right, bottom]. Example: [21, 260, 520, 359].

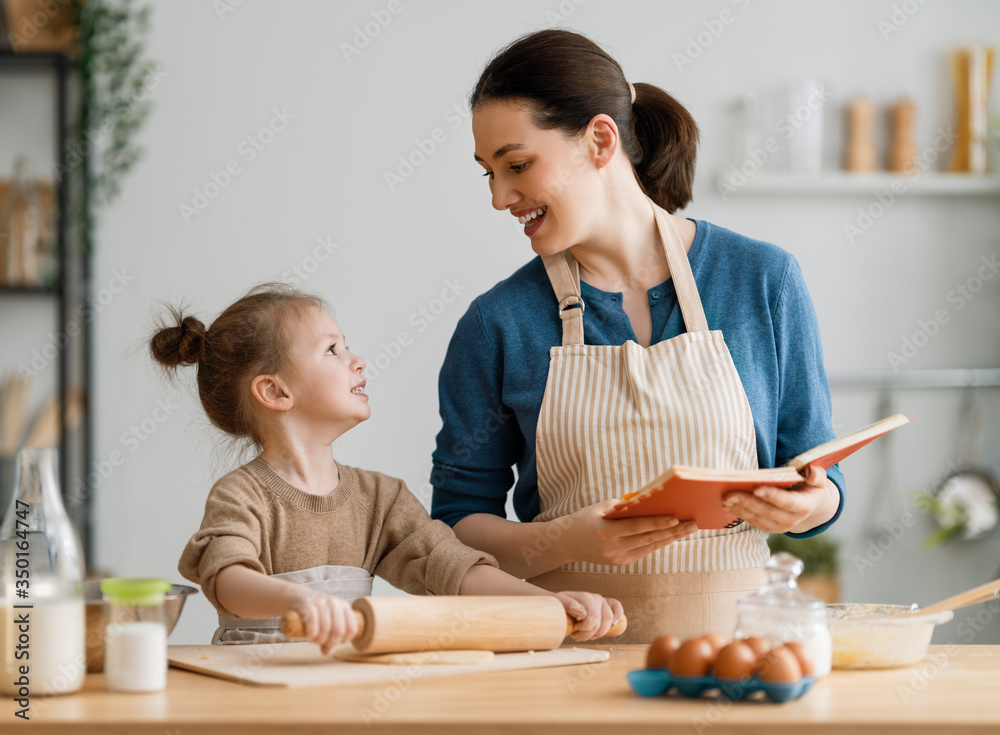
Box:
[281, 596, 627, 654]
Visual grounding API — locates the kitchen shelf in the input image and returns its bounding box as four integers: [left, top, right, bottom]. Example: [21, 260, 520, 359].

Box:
[829, 368, 1000, 390]
[0, 50, 92, 559]
[0, 284, 59, 296]
[716, 171, 1000, 196]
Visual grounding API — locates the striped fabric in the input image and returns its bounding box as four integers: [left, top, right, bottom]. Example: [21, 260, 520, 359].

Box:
[534, 200, 768, 576]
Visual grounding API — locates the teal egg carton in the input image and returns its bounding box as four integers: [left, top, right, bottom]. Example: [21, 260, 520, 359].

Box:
[627, 668, 816, 703]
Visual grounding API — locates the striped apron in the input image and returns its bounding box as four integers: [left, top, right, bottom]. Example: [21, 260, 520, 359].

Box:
[527, 199, 768, 643]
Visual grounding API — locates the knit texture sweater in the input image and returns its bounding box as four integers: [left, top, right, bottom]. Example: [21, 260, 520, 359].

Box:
[179, 458, 498, 617]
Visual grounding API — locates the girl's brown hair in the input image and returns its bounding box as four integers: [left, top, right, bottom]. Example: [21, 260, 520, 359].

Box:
[149, 283, 326, 445]
[470, 29, 699, 213]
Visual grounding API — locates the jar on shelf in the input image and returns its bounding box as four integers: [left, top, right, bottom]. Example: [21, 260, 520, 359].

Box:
[1, 157, 49, 287]
[734, 551, 832, 677]
[0, 447, 86, 696]
[730, 94, 767, 170]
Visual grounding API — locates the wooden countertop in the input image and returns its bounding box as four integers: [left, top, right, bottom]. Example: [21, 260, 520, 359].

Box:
[10, 644, 1000, 734]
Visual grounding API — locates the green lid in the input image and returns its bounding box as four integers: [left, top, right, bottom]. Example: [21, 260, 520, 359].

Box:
[100, 578, 172, 606]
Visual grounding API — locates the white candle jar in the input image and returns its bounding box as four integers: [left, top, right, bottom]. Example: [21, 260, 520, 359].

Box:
[101, 578, 171, 693]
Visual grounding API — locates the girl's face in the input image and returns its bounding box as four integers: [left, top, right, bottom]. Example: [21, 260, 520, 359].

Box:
[472, 100, 601, 255]
[280, 306, 370, 434]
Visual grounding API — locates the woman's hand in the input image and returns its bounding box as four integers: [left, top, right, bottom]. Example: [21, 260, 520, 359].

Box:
[288, 592, 359, 656]
[722, 464, 839, 534]
[561, 499, 699, 567]
[555, 590, 624, 641]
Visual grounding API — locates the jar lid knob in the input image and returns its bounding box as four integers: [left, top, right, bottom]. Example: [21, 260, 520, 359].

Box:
[765, 551, 805, 587]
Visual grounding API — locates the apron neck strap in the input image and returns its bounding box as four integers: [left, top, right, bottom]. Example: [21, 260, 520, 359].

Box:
[541, 251, 585, 347]
[650, 200, 709, 333]
[541, 199, 708, 345]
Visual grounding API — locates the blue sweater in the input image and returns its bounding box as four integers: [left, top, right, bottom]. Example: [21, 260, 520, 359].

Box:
[430, 219, 844, 539]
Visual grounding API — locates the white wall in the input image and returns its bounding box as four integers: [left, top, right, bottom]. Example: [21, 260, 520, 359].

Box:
[9, 0, 999, 645]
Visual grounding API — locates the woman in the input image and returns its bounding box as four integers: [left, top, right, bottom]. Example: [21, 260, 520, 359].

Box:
[430, 29, 844, 642]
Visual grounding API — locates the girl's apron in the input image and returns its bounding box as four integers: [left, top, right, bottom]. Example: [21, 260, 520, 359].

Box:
[527, 200, 769, 643]
[212, 565, 373, 645]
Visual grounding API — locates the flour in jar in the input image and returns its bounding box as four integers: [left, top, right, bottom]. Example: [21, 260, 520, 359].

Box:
[105, 621, 167, 692]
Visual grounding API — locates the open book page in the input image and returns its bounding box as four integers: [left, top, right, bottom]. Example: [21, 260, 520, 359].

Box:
[603, 414, 912, 528]
[786, 414, 912, 471]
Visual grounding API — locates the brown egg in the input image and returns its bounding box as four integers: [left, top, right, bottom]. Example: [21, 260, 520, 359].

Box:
[645, 634, 681, 670]
[701, 632, 727, 656]
[783, 641, 814, 676]
[711, 641, 757, 680]
[670, 637, 715, 677]
[741, 635, 770, 658]
[756, 645, 803, 684]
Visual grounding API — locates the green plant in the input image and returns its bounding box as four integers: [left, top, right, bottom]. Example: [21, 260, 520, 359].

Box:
[912, 490, 968, 549]
[766, 533, 840, 577]
[911, 487, 1000, 549]
[63, 0, 155, 253]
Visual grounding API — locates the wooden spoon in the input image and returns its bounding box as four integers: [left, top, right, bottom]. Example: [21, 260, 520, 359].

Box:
[917, 576, 1000, 616]
[839, 577, 1000, 621]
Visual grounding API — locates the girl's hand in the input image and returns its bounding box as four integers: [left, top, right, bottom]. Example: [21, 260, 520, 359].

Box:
[562, 499, 699, 567]
[722, 464, 839, 534]
[555, 591, 624, 641]
[288, 592, 359, 656]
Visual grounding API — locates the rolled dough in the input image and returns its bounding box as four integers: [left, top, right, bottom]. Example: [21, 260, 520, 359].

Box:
[333, 648, 495, 665]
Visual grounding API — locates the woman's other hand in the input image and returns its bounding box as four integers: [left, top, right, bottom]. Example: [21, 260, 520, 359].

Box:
[722, 464, 839, 534]
[561, 499, 699, 567]
[555, 590, 624, 641]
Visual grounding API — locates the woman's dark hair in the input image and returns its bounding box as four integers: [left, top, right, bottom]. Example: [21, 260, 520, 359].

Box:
[470, 29, 699, 213]
[149, 283, 326, 445]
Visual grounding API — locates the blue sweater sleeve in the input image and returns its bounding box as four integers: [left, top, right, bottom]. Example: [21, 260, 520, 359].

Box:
[430, 301, 520, 527]
[769, 256, 845, 538]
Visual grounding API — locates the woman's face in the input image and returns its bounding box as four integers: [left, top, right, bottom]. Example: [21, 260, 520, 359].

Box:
[472, 100, 600, 255]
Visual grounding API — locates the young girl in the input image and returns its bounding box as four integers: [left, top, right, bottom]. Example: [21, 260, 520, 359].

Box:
[152, 284, 621, 653]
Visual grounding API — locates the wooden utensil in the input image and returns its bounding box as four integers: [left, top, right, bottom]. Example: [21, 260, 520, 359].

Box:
[24, 387, 86, 449]
[0, 373, 32, 457]
[847, 577, 1000, 622]
[281, 596, 628, 654]
[917, 577, 1000, 616]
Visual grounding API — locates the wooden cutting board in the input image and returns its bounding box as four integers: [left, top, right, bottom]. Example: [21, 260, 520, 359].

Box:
[168, 643, 610, 688]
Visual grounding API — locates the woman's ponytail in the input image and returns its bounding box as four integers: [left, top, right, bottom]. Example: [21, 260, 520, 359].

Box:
[630, 83, 700, 213]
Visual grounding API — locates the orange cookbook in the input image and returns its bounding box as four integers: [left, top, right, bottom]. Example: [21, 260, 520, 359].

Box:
[603, 414, 913, 529]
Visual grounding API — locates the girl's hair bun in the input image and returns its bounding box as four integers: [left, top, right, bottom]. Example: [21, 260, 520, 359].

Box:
[150, 310, 207, 368]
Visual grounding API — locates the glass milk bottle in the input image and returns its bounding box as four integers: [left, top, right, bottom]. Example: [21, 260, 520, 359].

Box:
[101, 578, 171, 693]
[0, 448, 86, 695]
[734, 551, 832, 677]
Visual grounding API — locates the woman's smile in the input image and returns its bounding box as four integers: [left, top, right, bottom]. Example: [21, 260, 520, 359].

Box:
[513, 206, 548, 236]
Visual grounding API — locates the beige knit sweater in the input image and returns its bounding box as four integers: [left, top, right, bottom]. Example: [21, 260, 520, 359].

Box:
[178, 457, 497, 617]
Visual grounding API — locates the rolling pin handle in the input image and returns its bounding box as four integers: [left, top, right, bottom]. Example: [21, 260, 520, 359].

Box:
[564, 614, 628, 639]
[280, 609, 366, 640]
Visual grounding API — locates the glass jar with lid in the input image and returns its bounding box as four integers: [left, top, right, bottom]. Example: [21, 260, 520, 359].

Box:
[101, 578, 171, 693]
[734, 551, 832, 677]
